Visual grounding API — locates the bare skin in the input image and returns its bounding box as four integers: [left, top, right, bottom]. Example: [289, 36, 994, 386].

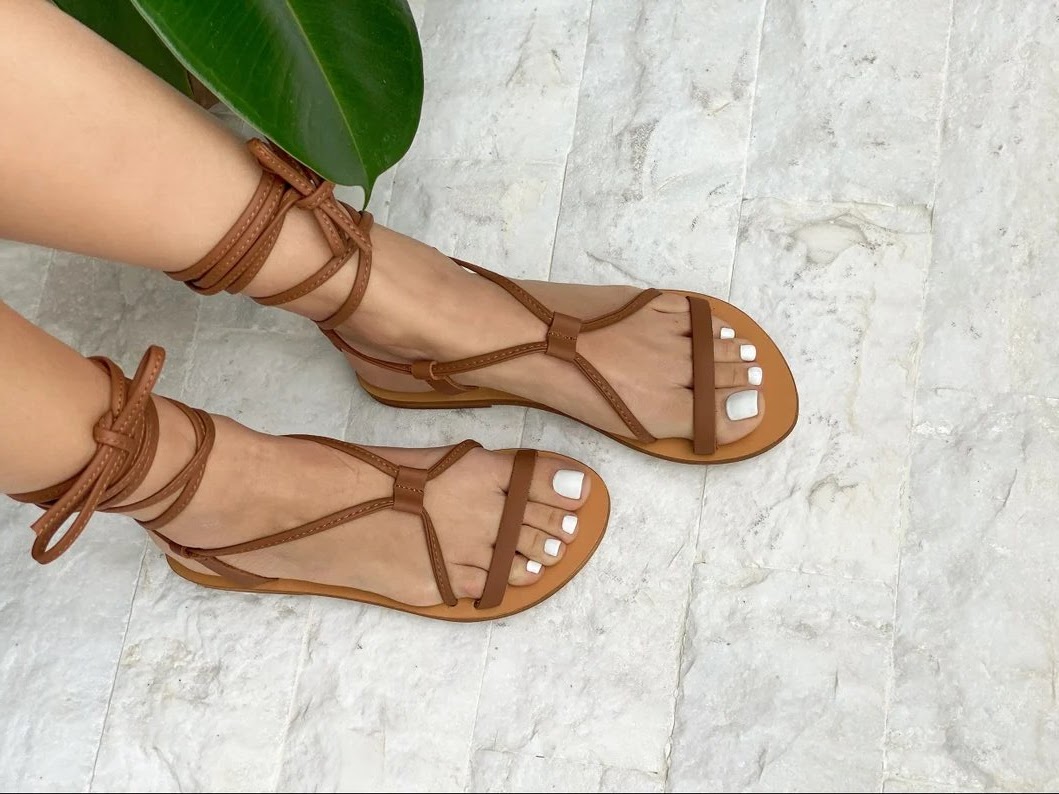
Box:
[0, 1, 761, 604]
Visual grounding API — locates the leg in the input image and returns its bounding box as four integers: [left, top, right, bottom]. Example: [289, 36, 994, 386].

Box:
[1, 301, 590, 609]
[0, 0, 768, 455]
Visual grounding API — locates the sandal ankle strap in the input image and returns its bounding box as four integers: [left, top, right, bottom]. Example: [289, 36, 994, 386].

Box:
[10, 346, 215, 563]
[167, 138, 374, 331]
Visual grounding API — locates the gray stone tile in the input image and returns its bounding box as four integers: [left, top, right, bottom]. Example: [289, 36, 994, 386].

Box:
[468, 749, 663, 793]
[0, 501, 144, 793]
[277, 605, 491, 792]
[470, 750, 603, 792]
[668, 564, 892, 791]
[471, 413, 703, 772]
[35, 252, 200, 395]
[745, 0, 950, 204]
[917, 0, 1059, 399]
[387, 159, 566, 280]
[90, 553, 309, 791]
[408, 0, 591, 163]
[599, 767, 664, 793]
[184, 326, 353, 437]
[0, 240, 52, 322]
[886, 388, 1059, 790]
[550, 0, 763, 292]
[884, 777, 979, 793]
[700, 199, 930, 583]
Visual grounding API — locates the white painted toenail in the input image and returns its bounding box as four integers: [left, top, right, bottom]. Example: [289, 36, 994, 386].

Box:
[748, 366, 763, 386]
[544, 538, 562, 557]
[553, 470, 584, 499]
[526, 559, 543, 574]
[720, 327, 735, 340]
[726, 390, 759, 422]
[562, 514, 578, 535]
[740, 344, 757, 362]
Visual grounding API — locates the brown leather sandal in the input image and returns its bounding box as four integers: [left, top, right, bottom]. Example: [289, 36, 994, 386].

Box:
[11, 346, 610, 622]
[167, 139, 797, 465]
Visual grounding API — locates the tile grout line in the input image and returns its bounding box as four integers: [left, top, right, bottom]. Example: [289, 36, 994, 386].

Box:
[658, 490, 705, 792]
[723, 0, 771, 302]
[662, 2, 770, 787]
[878, 2, 957, 788]
[85, 542, 149, 792]
[268, 603, 316, 792]
[542, 0, 595, 284]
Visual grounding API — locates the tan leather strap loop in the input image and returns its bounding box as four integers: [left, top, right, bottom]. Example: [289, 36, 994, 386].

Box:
[393, 466, 429, 514]
[410, 359, 473, 395]
[545, 313, 582, 362]
[296, 180, 336, 211]
[10, 346, 214, 564]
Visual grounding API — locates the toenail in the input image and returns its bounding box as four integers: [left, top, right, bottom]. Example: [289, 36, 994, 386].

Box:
[726, 390, 759, 421]
[740, 344, 757, 362]
[562, 514, 578, 536]
[553, 470, 584, 499]
[526, 559, 543, 574]
[544, 538, 562, 557]
[720, 327, 735, 339]
[748, 366, 763, 386]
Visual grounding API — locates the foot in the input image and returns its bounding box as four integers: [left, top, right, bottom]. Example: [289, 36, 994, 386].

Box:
[125, 401, 591, 607]
[329, 227, 765, 445]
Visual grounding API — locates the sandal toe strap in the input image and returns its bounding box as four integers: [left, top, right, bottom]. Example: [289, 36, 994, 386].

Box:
[475, 449, 537, 610]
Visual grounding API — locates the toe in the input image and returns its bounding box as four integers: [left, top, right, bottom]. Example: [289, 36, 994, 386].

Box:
[713, 317, 737, 340]
[714, 362, 764, 388]
[508, 553, 545, 586]
[714, 338, 757, 363]
[715, 386, 766, 444]
[525, 455, 591, 510]
[517, 524, 565, 566]
[450, 564, 487, 601]
[523, 502, 578, 539]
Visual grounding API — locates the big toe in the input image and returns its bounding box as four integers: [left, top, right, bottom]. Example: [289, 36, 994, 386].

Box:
[518, 454, 591, 510]
[715, 386, 765, 445]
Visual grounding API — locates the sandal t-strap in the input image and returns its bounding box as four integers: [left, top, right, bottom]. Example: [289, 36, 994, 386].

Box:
[11, 346, 610, 622]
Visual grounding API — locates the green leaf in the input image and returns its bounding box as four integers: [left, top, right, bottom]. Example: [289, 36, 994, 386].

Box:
[129, 0, 424, 189]
[53, 0, 192, 97]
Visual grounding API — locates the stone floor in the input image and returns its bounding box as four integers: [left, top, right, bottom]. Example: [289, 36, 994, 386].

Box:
[2, 0, 1057, 791]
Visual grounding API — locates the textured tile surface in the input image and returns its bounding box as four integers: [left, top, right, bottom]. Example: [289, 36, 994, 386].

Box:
[746, 0, 950, 204]
[916, 0, 1059, 399]
[669, 564, 892, 792]
[886, 388, 1059, 791]
[408, 0, 591, 163]
[3, 1, 1059, 791]
[551, 0, 764, 292]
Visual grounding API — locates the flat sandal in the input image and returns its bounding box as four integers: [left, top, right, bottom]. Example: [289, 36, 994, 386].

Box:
[13, 346, 610, 622]
[166, 138, 798, 464]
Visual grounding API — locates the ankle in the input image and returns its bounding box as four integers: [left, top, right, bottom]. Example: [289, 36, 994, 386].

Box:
[115, 395, 200, 522]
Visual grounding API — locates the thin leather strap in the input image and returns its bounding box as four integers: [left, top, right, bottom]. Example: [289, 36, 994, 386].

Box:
[476, 449, 537, 610]
[689, 297, 717, 455]
[163, 439, 484, 607]
[10, 347, 215, 564]
[168, 138, 374, 332]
